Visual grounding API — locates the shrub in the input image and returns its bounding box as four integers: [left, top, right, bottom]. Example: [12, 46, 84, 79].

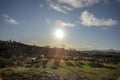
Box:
[51, 60, 60, 69]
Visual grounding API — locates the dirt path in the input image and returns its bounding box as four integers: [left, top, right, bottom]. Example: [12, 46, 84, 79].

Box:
[40, 70, 88, 80]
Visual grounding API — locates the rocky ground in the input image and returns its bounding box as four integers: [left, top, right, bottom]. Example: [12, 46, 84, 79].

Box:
[0, 69, 89, 80]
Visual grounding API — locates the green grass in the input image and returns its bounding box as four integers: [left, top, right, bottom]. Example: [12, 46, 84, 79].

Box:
[0, 60, 120, 80]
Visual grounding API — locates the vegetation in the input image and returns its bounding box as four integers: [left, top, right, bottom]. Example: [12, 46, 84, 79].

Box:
[0, 40, 120, 80]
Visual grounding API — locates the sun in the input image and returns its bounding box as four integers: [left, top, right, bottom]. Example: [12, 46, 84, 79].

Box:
[55, 29, 64, 39]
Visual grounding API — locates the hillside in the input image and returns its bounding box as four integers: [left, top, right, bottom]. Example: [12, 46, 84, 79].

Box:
[0, 40, 120, 80]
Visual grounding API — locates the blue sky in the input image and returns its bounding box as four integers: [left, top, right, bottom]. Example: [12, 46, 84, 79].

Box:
[0, 0, 120, 50]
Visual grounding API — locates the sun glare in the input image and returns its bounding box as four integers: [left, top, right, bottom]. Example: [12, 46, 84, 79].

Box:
[55, 29, 64, 39]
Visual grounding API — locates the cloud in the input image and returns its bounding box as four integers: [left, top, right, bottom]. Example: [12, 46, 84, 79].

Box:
[80, 10, 118, 26]
[49, 2, 67, 13]
[58, 0, 99, 8]
[101, 27, 108, 30]
[47, 0, 99, 13]
[45, 18, 51, 24]
[55, 20, 74, 27]
[2, 14, 18, 25]
[49, 42, 71, 49]
[117, 0, 120, 2]
[6, 18, 18, 25]
[31, 41, 38, 43]
[40, 4, 43, 8]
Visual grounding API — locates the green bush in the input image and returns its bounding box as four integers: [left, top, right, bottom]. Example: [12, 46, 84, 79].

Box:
[51, 60, 60, 69]
[25, 64, 33, 68]
[34, 64, 40, 68]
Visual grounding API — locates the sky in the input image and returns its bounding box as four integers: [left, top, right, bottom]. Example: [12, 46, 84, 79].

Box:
[0, 0, 120, 50]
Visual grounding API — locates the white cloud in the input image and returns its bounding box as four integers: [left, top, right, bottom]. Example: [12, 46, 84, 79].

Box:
[47, 0, 99, 13]
[6, 18, 18, 25]
[55, 20, 74, 27]
[2, 14, 18, 25]
[80, 10, 118, 26]
[58, 0, 99, 8]
[62, 5, 72, 11]
[49, 3, 67, 13]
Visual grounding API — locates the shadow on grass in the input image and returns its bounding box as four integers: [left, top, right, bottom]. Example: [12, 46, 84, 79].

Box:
[75, 61, 85, 68]
[88, 62, 116, 69]
[101, 77, 117, 80]
[65, 61, 75, 67]
[0, 69, 62, 80]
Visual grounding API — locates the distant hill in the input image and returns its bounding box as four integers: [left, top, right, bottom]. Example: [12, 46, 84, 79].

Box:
[0, 40, 50, 58]
[0, 40, 120, 61]
[0, 40, 72, 59]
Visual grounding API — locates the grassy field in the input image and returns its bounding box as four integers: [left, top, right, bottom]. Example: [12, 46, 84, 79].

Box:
[0, 59, 120, 80]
